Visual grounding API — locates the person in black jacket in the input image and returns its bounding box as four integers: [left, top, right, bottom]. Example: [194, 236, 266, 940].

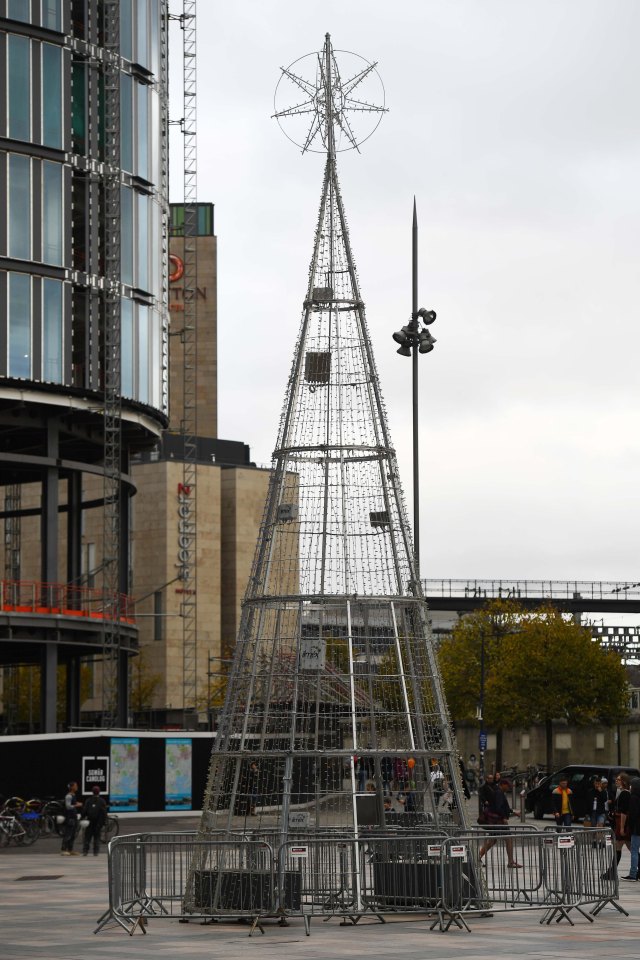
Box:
[60, 781, 82, 856]
[458, 758, 471, 801]
[585, 777, 608, 828]
[602, 772, 632, 880]
[478, 772, 496, 813]
[479, 778, 522, 868]
[82, 786, 108, 856]
[620, 776, 640, 881]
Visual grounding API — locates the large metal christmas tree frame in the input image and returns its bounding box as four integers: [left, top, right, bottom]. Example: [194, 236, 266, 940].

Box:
[195, 34, 468, 847]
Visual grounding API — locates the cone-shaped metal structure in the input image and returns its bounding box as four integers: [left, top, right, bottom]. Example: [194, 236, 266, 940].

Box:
[194, 36, 467, 851]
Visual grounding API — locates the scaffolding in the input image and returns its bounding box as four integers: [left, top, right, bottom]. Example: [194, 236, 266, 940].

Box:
[178, 0, 199, 723]
[100, 0, 123, 727]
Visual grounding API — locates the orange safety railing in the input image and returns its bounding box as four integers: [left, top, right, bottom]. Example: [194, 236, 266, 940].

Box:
[0, 580, 135, 624]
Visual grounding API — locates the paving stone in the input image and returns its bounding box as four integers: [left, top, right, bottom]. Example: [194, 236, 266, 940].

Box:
[1, 818, 639, 959]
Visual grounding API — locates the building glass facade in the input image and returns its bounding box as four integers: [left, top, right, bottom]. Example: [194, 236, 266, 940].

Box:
[0, 0, 169, 415]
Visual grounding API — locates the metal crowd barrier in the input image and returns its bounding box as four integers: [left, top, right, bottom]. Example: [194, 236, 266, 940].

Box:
[96, 827, 627, 936]
[96, 833, 274, 934]
[434, 827, 626, 930]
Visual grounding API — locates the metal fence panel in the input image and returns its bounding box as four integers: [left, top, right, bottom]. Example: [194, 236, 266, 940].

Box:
[278, 838, 359, 917]
[107, 836, 276, 923]
[99, 828, 626, 935]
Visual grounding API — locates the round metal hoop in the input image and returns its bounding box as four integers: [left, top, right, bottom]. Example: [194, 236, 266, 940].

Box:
[273, 42, 387, 154]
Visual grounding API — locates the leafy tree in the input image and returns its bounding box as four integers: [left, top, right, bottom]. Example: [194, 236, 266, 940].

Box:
[325, 636, 350, 674]
[438, 601, 630, 769]
[498, 605, 629, 767]
[438, 599, 524, 728]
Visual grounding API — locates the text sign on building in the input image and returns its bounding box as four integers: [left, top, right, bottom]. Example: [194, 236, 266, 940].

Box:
[82, 756, 110, 795]
[299, 636, 326, 671]
[176, 483, 194, 582]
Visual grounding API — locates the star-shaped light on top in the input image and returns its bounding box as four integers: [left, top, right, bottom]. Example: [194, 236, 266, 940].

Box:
[273, 35, 387, 154]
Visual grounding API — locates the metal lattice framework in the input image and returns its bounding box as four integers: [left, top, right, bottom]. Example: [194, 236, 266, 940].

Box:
[101, 0, 123, 727]
[180, 0, 199, 721]
[190, 37, 466, 879]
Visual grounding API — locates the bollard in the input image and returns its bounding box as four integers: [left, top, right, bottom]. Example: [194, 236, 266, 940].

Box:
[519, 789, 527, 823]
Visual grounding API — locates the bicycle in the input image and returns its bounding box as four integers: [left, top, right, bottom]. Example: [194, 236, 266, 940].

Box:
[36, 797, 78, 837]
[38, 797, 64, 835]
[0, 797, 42, 846]
[100, 814, 119, 844]
[0, 813, 40, 847]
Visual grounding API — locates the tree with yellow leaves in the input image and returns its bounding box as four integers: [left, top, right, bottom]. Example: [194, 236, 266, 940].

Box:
[498, 604, 629, 768]
[438, 601, 629, 769]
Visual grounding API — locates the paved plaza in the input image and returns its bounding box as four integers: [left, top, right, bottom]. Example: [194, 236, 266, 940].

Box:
[1, 815, 640, 960]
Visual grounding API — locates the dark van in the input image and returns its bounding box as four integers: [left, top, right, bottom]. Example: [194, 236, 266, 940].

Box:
[525, 764, 640, 820]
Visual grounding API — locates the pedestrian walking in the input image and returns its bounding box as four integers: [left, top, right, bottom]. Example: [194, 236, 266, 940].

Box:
[82, 786, 108, 856]
[586, 776, 608, 845]
[430, 760, 445, 805]
[478, 778, 522, 868]
[355, 755, 372, 793]
[478, 771, 496, 815]
[458, 757, 471, 800]
[620, 776, 640, 881]
[393, 756, 408, 790]
[552, 776, 574, 830]
[60, 781, 82, 856]
[603, 772, 631, 880]
[380, 756, 394, 797]
[397, 785, 417, 812]
[466, 754, 479, 794]
[247, 760, 260, 814]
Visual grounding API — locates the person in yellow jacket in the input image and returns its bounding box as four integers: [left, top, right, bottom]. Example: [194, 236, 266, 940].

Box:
[552, 776, 574, 829]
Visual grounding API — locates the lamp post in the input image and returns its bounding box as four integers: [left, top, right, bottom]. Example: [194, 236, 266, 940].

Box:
[477, 628, 487, 791]
[392, 199, 437, 580]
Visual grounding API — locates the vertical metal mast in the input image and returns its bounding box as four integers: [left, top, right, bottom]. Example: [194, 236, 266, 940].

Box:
[101, 0, 123, 727]
[180, 0, 199, 722]
[412, 200, 420, 573]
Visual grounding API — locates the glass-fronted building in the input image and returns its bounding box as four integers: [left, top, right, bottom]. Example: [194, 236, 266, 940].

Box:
[1, 0, 168, 410]
[0, 1, 169, 732]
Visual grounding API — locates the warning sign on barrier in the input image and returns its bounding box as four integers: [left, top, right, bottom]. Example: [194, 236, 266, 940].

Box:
[557, 835, 575, 849]
[427, 844, 442, 857]
[290, 845, 308, 858]
[450, 844, 467, 860]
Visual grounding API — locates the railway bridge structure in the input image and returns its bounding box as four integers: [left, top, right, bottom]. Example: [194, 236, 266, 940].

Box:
[422, 579, 640, 658]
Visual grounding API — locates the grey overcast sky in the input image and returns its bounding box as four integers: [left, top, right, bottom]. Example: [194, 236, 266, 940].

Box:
[169, 1, 640, 584]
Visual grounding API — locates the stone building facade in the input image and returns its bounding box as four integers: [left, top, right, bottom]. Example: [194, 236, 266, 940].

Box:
[2, 203, 275, 729]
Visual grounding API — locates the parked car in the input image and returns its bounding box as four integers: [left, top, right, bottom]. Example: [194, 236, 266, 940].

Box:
[525, 764, 640, 821]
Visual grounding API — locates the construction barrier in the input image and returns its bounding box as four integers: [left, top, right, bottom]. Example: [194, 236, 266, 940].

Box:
[96, 826, 627, 936]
